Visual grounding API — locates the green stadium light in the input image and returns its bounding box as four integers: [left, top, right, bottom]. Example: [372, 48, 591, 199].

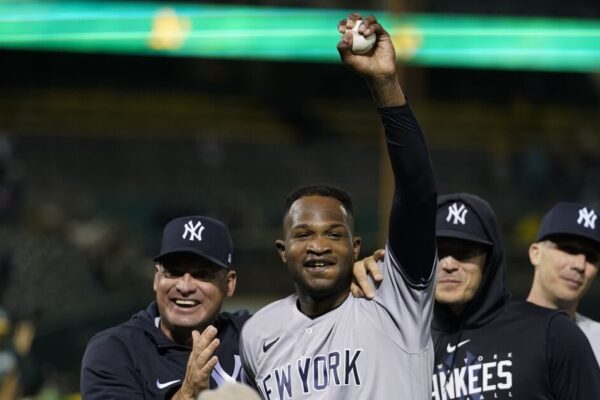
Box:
[0, 1, 599, 72]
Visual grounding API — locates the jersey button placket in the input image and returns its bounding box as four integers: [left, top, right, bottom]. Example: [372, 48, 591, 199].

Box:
[300, 325, 314, 355]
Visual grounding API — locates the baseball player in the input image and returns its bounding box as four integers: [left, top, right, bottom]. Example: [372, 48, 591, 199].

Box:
[81, 216, 251, 400]
[527, 202, 600, 364]
[240, 14, 438, 399]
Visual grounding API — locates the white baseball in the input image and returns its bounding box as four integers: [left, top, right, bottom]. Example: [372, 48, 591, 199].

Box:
[351, 20, 376, 54]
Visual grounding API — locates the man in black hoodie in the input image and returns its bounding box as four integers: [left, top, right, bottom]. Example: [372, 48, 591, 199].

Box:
[432, 193, 600, 399]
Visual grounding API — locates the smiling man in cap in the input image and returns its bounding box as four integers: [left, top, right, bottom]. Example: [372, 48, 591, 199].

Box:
[527, 202, 600, 364]
[81, 216, 250, 400]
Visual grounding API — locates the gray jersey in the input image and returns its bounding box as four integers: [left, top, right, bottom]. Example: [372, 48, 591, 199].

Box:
[240, 246, 436, 399]
[576, 313, 600, 366]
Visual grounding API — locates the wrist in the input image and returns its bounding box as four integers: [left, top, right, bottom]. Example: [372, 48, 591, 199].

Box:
[366, 74, 406, 107]
[366, 73, 399, 87]
[170, 388, 194, 400]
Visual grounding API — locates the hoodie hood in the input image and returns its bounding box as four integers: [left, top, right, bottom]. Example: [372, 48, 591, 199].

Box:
[433, 193, 510, 332]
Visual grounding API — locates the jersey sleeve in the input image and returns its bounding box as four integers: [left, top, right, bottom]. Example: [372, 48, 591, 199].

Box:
[546, 313, 600, 398]
[368, 105, 436, 352]
[81, 334, 144, 399]
[379, 105, 437, 288]
[239, 324, 259, 391]
[369, 248, 436, 352]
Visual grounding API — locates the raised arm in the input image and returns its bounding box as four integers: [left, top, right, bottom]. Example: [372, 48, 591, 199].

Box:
[338, 15, 437, 287]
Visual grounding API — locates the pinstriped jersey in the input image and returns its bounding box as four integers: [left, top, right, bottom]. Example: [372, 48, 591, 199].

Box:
[240, 246, 436, 399]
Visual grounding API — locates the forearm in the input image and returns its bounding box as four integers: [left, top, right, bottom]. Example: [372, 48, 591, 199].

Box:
[366, 74, 406, 108]
[385, 108, 436, 210]
[381, 105, 437, 285]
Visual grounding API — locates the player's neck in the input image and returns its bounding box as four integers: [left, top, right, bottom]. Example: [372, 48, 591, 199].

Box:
[297, 289, 350, 318]
[527, 286, 578, 318]
[448, 302, 467, 316]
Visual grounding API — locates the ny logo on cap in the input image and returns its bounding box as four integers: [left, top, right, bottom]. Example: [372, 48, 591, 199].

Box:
[182, 220, 205, 241]
[577, 207, 597, 230]
[447, 203, 468, 225]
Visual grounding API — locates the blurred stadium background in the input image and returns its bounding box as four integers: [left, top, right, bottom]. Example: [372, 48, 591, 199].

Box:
[0, 0, 598, 398]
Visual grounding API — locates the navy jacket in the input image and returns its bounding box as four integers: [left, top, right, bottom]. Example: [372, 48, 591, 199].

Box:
[81, 302, 250, 399]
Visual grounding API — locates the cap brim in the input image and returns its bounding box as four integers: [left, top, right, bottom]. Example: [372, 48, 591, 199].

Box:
[536, 232, 600, 250]
[154, 247, 229, 269]
[437, 229, 493, 246]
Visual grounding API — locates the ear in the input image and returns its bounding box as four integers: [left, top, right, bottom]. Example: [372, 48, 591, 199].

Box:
[353, 236, 362, 261]
[225, 270, 237, 298]
[529, 243, 541, 267]
[153, 264, 161, 291]
[275, 239, 287, 263]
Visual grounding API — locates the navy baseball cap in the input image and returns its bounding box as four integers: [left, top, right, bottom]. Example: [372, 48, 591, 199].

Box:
[436, 201, 492, 246]
[536, 202, 600, 249]
[154, 216, 233, 269]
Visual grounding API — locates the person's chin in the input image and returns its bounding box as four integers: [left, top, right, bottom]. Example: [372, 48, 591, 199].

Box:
[436, 285, 463, 297]
[306, 279, 349, 299]
[167, 311, 207, 329]
[435, 292, 463, 305]
[556, 288, 581, 303]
